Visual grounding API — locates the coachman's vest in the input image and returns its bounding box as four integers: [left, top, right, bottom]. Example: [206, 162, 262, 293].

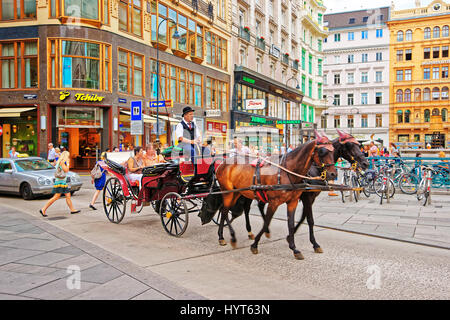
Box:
[181, 121, 195, 141]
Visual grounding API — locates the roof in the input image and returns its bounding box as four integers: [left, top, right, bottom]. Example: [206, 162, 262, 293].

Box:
[324, 7, 390, 29]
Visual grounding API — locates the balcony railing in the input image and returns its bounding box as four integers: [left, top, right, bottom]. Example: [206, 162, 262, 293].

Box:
[239, 27, 250, 42]
[256, 38, 265, 51]
[282, 54, 289, 65]
[292, 60, 299, 70]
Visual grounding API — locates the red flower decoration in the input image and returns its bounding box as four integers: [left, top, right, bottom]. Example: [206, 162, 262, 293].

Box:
[285, 52, 289, 56]
[244, 26, 250, 31]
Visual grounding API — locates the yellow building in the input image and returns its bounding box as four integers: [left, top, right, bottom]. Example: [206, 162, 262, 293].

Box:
[387, 0, 450, 148]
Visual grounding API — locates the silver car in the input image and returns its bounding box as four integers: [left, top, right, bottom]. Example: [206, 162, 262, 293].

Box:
[0, 157, 83, 200]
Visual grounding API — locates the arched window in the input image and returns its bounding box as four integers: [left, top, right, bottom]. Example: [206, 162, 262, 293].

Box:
[404, 89, 411, 102]
[432, 108, 440, 116]
[424, 88, 431, 101]
[424, 109, 430, 122]
[396, 89, 403, 102]
[397, 31, 404, 42]
[443, 25, 449, 37]
[433, 87, 440, 100]
[424, 27, 431, 39]
[405, 30, 412, 41]
[414, 88, 421, 101]
[397, 110, 403, 123]
[442, 86, 449, 100]
[433, 26, 440, 38]
[442, 108, 448, 122]
[405, 110, 411, 123]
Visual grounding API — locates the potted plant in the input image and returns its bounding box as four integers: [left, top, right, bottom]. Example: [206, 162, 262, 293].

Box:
[243, 26, 250, 32]
[259, 36, 265, 41]
[284, 52, 290, 57]
[295, 58, 299, 63]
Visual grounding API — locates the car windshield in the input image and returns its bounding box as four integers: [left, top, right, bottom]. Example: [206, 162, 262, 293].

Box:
[15, 159, 54, 172]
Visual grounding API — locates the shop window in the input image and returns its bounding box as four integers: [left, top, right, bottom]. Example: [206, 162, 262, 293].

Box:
[118, 49, 144, 96]
[119, 0, 142, 36]
[206, 32, 227, 70]
[0, 40, 38, 89]
[0, 0, 36, 20]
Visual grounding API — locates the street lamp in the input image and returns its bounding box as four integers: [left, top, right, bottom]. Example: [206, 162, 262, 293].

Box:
[284, 77, 301, 146]
[155, 17, 180, 143]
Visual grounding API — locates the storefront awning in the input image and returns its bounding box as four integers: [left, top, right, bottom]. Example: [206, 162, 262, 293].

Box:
[0, 107, 36, 117]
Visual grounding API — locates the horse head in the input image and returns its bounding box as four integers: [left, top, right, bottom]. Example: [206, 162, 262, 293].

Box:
[336, 129, 369, 170]
[312, 130, 337, 181]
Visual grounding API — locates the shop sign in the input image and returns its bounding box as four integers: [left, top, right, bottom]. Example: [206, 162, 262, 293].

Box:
[250, 116, 274, 125]
[422, 59, 450, 66]
[277, 120, 302, 124]
[207, 121, 227, 134]
[59, 91, 105, 102]
[245, 99, 266, 110]
[118, 98, 127, 104]
[205, 109, 221, 117]
[24, 94, 37, 100]
[242, 76, 255, 84]
[149, 100, 173, 108]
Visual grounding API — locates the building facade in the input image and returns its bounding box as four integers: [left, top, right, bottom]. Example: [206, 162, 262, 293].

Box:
[230, 0, 327, 151]
[0, 0, 232, 169]
[322, 7, 390, 145]
[387, 0, 450, 149]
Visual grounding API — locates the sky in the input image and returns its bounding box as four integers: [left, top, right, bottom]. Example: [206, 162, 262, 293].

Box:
[324, 0, 435, 13]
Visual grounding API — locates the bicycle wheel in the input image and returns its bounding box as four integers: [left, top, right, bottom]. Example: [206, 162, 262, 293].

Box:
[399, 174, 419, 195]
[375, 177, 395, 199]
[431, 172, 444, 188]
[416, 178, 426, 201]
[340, 173, 349, 203]
[351, 175, 360, 202]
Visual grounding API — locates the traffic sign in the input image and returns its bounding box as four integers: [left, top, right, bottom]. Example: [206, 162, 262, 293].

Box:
[131, 101, 142, 121]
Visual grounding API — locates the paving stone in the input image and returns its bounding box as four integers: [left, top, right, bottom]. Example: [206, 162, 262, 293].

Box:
[0, 247, 42, 265]
[0, 263, 64, 276]
[21, 278, 99, 300]
[375, 225, 415, 237]
[70, 275, 149, 300]
[49, 253, 102, 270]
[0, 219, 30, 227]
[0, 270, 61, 295]
[0, 238, 69, 252]
[131, 288, 171, 300]
[17, 252, 74, 267]
[77, 263, 123, 284]
[51, 246, 85, 256]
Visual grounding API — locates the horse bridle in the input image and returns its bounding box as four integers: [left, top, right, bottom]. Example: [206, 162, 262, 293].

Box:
[312, 142, 335, 181]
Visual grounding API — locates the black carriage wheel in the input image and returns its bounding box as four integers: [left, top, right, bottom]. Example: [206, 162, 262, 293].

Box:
[103, 177, 126, 224]
[159, 192, 189, 237]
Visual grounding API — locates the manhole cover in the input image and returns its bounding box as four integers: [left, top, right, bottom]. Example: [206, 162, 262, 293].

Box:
[47, 216, 68, 221]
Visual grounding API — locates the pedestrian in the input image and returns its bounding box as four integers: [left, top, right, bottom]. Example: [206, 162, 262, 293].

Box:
[39, 151, 80, 217]
[281, 143, 287, 155]
[8, 146, 18, 159]
[47, 143, 56, 164]
[389, 142, 400, 158]
[287, 144, 293, 153]
[54, 147, 61, 162]
[89, 152, 107, 210]
[113, 146, 120, 152]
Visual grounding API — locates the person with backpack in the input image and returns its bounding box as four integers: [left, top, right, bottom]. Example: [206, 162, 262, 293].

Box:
[89, 152, 107, 210]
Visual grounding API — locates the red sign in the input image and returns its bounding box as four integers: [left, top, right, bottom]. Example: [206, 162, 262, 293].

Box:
[207, 121, 227, 134]
[0, 125, 2, 136]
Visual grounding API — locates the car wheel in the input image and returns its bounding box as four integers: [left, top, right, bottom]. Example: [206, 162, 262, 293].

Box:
[21, 183, 34, 200]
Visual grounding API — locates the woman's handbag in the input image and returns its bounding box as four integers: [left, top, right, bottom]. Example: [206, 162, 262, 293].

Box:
[54, 164, 67, 179]
[90, 163, 103, 180]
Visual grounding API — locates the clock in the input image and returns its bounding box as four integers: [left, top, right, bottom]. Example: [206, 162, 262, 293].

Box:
[433, 3, 441, 11]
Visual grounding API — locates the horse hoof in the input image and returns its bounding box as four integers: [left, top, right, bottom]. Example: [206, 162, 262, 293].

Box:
[314, 247, 324, 254]
[265, 232, 271, 239]
[219, 239, 227, 246]
[294, 252, 305, 260]
[250, 246, 258, 255]
[231, 240, 237, 249]
[248, 233, 255, 240]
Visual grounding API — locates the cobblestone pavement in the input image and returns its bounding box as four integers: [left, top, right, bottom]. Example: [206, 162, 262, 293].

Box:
[0, 206, 204, 300]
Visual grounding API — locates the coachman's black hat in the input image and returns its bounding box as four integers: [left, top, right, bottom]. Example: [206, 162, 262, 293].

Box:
[182, 106, 194, 116]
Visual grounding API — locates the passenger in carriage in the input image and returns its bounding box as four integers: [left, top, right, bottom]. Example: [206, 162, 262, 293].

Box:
[127, 146, 145, 185]
[144, 144, 165, 166]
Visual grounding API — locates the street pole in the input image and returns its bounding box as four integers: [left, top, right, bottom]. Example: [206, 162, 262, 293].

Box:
[285, 77, 301, 147]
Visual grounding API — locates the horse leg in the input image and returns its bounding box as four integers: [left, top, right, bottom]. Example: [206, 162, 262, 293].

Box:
[225, 213, 238, 249]
[244, 199, 255, 240]
[257, 201, 271, 238]
[250, 203, 278, 255]
[217, 206, 229, 246]
[306, 204, 323, 253]
[286, 200, 304, 260]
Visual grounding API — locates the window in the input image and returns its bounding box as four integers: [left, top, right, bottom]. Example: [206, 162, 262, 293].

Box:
[424, 88, 431, 101]
[302, 49, 306, 70]
[433, 67, 440, 79]
[0, 40, 38, 89]
[405, 69, 412, 81]
[362, 53, 368, 62]
[433, 87, 440, 100]
[118, 49, 143, 96]
[347, 73, 354, 84]
[361, 114, 368, 128]
[376, 52, 382, 61]
[443, 26, 449, 37]
[347, 93, 354, 106]
[414, 88, 421, 101]
[334, 55, 340, 64]
[405, 49, 412, 61]
[376, 71, 382, 82]
[405, 30, 412, 41]
[442, 87, 449, 100]
[424, 109, 430, 122]
[334, 73, 340, 84]
[443, 46, 449, 58]
[433, 47, 440, 59]
[396, 70, 403, 81]
[376, 29, 383, 38]
[206, 32, 227, 70]
[206, 77, 227, 111]
[405, 110, 410, 123]
[56, 40, 110, 90]
[361, 92, 368, 105]
[443, 66, 449, 79]
[239, 49, 246, 67]
[362, 16, 368, 23]
[119, 0, 142, 36]
[424, 47, 430, 59]
[424, 68, 430, 80]
[309, 54, 312, 74]
[0, 0, 36, 20]
[433, 26, 440, 38]
[442, 108, 448, 121]
[404, 89, 411, 102]
[321, 115, 327, 129]
[361, 30, 368, 39]
[218, 0, 226, 20]
[333, 94, 340, 106]
[334, 33, 341, 42]
[397, 110, 403, 123]
[308, 79, 313, 98]
[318, 59, 322, 76]
[188, 19, 204, 60]
[348, 32, 354, 41]
[396, 89, 403, 102]
[397, 50, 403, 61]
[347, 115, 354, 128]
[347, 54, 354, 63]
[62, 0, 108, 21]
[397, 31, 404, 41]
[376, 92, 382, 104]
[268, 0, 273, 16]
[424, 27, 431, 39]
[349, 18, 355, 24]
[334, 116, 340, 128]
[361, 72, 368, 83]
[167, 9, 188, 54]
[376, 114, 382, 127]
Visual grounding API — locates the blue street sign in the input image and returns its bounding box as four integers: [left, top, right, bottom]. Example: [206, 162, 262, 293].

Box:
[149, 100, 173, 108]
[131, 101, 142, 121]
[118, 98, 127, 103]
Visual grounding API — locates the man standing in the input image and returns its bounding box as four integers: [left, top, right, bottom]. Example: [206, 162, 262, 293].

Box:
[175, 106, 201, 162]
[369, 141, 378, 157]
[47, 143, 56, 164]
[8, 146, 18, 159]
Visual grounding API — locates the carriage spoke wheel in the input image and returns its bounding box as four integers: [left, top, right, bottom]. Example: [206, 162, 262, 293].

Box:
[160, 192, 189, 237]
[103, 177, 126, 224]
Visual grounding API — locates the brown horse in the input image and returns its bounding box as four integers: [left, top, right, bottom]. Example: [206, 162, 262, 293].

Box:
[215, 137, 337, 259]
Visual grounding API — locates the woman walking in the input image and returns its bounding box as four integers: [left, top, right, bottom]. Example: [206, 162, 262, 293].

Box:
[89, 152, 107, 210]
[39, 151, 80, 217]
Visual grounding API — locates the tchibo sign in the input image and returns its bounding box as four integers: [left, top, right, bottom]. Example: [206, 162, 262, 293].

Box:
[245, 99, 266, 110]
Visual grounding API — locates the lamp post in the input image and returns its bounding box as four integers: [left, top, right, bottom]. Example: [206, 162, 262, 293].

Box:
[155, 17, 180, 143]
[284, 77, 301, 146]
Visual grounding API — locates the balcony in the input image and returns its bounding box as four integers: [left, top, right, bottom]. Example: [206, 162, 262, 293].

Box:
[256, 38, 265, 51]
[239, 27, 251, 42]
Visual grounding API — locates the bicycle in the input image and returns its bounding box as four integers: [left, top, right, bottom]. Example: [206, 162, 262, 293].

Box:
[373, 165, 395, 204]
[339, 166, 361, 203]
[417, 166, 435, 206]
